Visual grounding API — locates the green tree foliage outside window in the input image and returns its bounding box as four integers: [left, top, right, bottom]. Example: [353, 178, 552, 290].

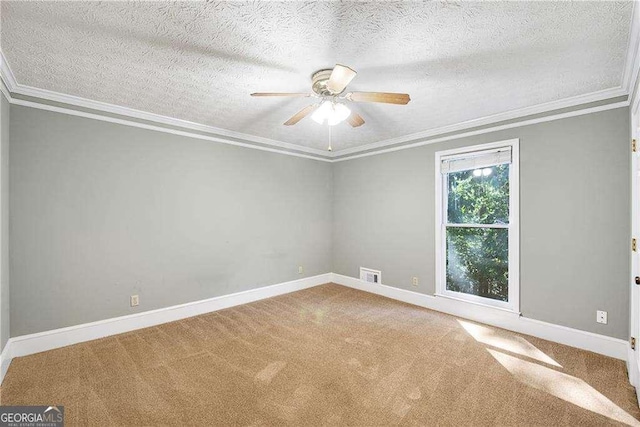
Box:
[446, 164, 510, 301]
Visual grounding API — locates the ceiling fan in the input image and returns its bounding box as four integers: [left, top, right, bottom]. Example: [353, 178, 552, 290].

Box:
[250, 64, 411, 128]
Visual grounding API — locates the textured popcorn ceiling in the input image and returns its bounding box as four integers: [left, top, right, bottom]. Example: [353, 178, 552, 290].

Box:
[0, 1, 633, 152]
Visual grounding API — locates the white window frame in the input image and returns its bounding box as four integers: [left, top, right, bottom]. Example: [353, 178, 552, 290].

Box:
[435, 139, 520, 313]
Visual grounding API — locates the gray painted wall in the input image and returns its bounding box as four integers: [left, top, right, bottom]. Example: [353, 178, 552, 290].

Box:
[10, 106, 332, 336]
[333, 107, 630, 339]
[1, 94, 8, 350]
[8, 103, 631, 340]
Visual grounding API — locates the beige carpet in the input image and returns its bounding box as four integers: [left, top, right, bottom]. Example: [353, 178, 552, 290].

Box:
[1, 283, 639, 426]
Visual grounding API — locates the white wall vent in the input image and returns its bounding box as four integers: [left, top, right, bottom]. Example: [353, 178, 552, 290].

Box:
[360, 267, 381, 284]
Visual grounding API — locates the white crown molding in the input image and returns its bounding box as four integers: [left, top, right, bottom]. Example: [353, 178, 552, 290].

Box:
[0, 4, 638, 162]
[344, 3, 639, 158]
[0, 50, 331, 160]
[333, 100, 629, 162]
[334, 87, 629, 158]
[0, 51, 15, 103]
[0, 273, 332, 384]
[11, 97, 333, 163]
[0, 50, 17, 93]
[2, 71, 630, 164]
[2, 51, 326, 161]
[331, 274, 628, 361]
[11, 84, 331, 158]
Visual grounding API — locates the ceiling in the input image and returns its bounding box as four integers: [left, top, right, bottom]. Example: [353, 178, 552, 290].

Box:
[0, 1, 634, 153]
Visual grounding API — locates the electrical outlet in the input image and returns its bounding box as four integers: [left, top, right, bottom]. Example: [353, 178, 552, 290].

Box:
[412, 277, 419, 288]
[596, 310, 607, 324]
[298, 266, 303, 274]
[130, 295, 139, 307]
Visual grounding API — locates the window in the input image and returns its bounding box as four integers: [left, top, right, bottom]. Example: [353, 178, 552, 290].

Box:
[435, 140, 519, 312]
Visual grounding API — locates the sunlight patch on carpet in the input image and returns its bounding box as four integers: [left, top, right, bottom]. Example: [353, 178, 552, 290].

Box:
[458, 320, 561, 367]
[488, 349, 640, 426]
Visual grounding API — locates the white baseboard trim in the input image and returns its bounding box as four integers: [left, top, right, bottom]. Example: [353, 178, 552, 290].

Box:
[331, 273, 628, 361]
[0, 341, 11, 383]
[0, 272, 628, 385]
[0, 273, 332, 384]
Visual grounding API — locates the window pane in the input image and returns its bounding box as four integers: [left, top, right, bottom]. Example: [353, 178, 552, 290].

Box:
[446, 227, 508, 301]
[447, 164, 509, 224]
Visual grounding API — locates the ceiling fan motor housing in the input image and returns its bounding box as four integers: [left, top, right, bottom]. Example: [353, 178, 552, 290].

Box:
[312, 69, 340, 96]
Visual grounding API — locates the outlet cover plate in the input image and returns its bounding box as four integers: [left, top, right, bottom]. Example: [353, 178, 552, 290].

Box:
[596, 310, 607, 324]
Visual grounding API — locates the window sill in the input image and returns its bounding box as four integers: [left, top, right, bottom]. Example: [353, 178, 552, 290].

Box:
[434, 292, 521, 316]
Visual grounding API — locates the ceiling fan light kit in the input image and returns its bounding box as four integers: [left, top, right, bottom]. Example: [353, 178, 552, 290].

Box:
[251, 64, 411, 129]
[311, 101, 351, 126]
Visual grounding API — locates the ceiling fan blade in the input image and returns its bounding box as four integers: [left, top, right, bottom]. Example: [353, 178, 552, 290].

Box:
[346, 92, 411, 105]
[251, 92, 310, 97]
[284, 104, 318, 126]
[326, 64, 357, 94]
[347, 112, 365, 127]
